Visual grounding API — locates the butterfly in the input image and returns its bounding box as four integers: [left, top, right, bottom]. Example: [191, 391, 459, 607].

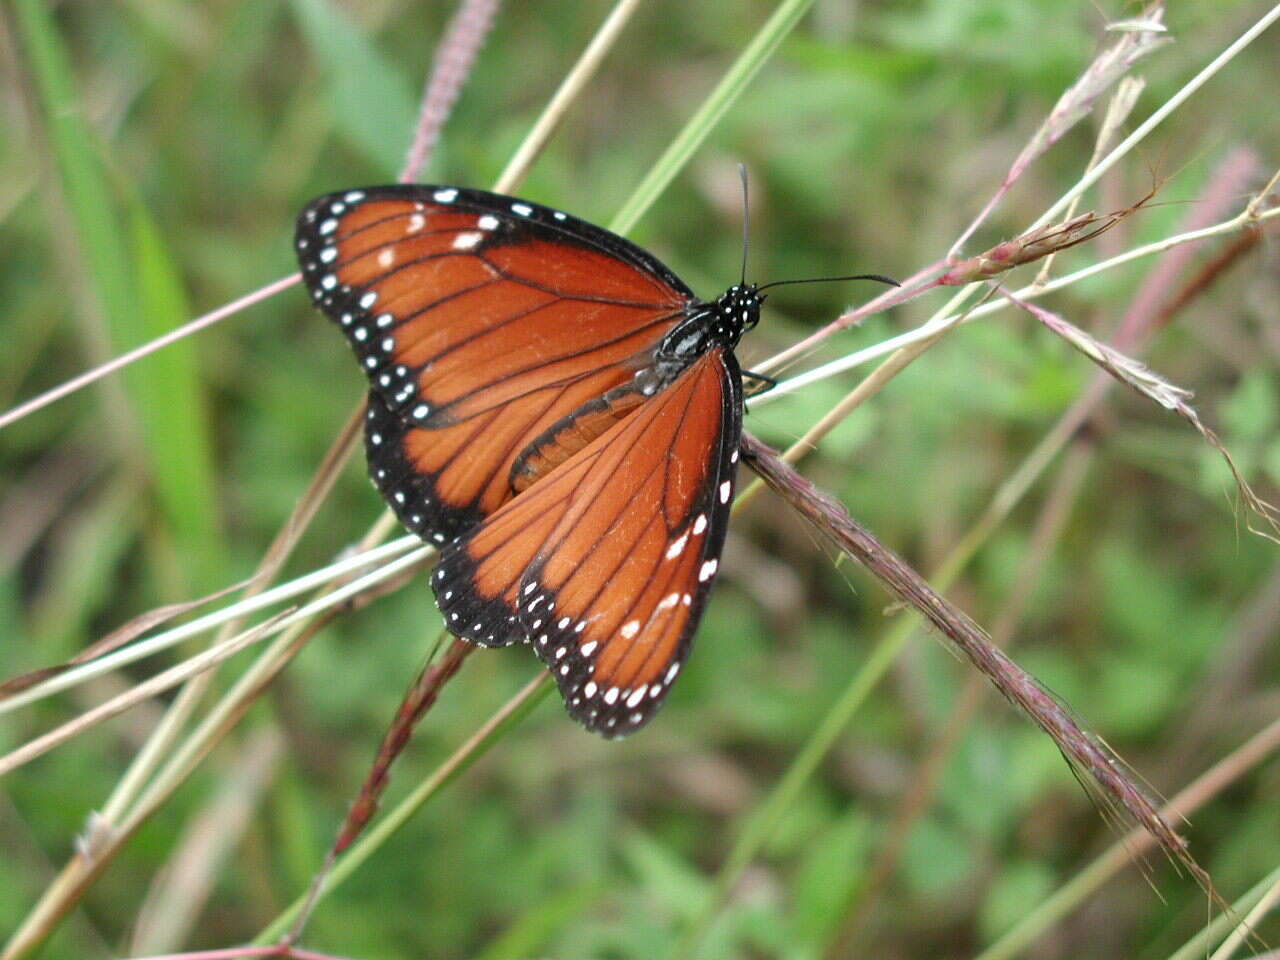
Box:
[295, 183, 765, 737]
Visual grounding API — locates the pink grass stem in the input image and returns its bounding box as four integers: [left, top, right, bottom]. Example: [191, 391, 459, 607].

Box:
[739, 431, 1206, 884]
[399, 0, 503, 184]
[129, 946, 355, 960]
[0, 273, 300, 432]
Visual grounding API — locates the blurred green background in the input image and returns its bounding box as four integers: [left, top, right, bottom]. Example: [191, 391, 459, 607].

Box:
[2, 1, 1278, 958]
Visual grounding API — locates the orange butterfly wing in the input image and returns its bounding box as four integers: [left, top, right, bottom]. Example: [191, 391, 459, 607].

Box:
[295, 185, 694, 541]
[432, 348, 742, 735]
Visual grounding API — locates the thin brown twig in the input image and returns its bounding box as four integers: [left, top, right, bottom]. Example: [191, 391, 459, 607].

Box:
[284, 636, 473, 943]
[829, 440, 1096, 953]
[738, 432, 1207, 886]
[0, 272, 301, 431]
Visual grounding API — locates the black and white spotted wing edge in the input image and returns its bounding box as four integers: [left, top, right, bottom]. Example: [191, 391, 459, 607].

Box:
[363, 392, 485, 547]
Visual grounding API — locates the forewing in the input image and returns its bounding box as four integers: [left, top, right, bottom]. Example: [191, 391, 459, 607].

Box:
[296, 184, 694, 538]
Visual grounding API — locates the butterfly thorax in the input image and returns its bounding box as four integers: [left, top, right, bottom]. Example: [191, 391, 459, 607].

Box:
[654, 282, 761, 376]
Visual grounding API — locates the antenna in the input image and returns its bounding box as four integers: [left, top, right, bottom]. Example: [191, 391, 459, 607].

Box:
[738, 163, 750, 286]
[757, 273, 900, 293]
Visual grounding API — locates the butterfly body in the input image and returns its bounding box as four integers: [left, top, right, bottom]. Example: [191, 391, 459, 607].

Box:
[296, 184, 756, 735]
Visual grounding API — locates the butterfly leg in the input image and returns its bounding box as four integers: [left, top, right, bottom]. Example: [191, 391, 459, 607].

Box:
[741, 369, 777, 399]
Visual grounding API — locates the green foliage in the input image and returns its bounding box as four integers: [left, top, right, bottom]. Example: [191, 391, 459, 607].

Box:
[3, 2, 1278, 959]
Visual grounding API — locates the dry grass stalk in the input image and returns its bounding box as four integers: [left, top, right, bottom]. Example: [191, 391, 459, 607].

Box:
[942, 186, 1155, 285]
[738, 432, 1208, 887]
[948, 2, 1169, 256]
[1009, 293, 1280, 543]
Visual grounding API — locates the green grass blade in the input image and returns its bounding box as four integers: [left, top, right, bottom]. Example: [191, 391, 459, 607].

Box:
[16, 0, 225, 593]
[13, 0, 134, 364]
[126, 203, 225, 587]
[673, 625, 913, 958]
[289, 0, 419, 178]
[14, 0, 223, 592]
[254, 677, 554, 944]
[609, 0, 820, 236]
[1163, 865, 1280, 960]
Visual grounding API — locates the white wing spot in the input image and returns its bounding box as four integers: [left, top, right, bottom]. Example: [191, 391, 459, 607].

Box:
[560, 664, 570, 675]
[477, 214, 499, 230]
[553, 211, 567, 220]
[344, 190, 365, 203]
[682, 593, 692, 605]
[665, 663, 681, 684]
[341, 313, 353, 326]
[626, 688, 645, 708]
[319, 218, 338, 235]
[554, 646, 566, 659]
[604, 687, 620, 705]
[719, 481, 732, 503]
[376, 313, 394, 328]
[413, 404, 430, 418]
[523, 582, 537, 594]
[584, 681, 598, 698]
[407, 213, 425, 232]
[321, 274, 337, 290]
[693, 514, 708, 535]
[370, 433, 382, 445]
[731, 449, 740, 463]
[580, 640, 598, 656]
[511, 202, 533, 216]
[353, 327, 368, 341]
[666, 533, 689, 558]
[381, 338, 394, 351]
[699, 559, 718, 582]
[377, 248, 395, 268]
[453, 231, 483, 250]
[319, 247, 338, 263]
[658, 592, 680, 611]
[330, 201, 346, 214]
[359, 291, 378, 308]
[558, 616, 570, 629]
[620, 620, 640, 639]
[433, 188, 458, 203]
[574, 622, 586, 633]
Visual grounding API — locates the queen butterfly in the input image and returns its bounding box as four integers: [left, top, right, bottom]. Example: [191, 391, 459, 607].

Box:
[294, 184, 767, 735]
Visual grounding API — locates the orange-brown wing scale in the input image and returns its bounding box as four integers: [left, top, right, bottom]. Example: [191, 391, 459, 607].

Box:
[432, 349, 743, 735]
[295, 185, 694, 541]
